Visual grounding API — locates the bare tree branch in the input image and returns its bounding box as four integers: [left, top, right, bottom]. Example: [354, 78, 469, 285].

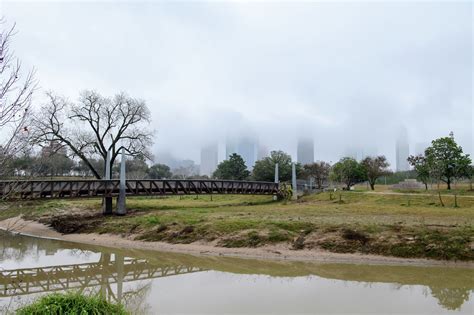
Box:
[0, 18, 38, 177]
[32, 90, 154, 179]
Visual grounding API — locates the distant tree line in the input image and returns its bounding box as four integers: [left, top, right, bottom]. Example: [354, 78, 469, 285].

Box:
[212, 134, 472, 191]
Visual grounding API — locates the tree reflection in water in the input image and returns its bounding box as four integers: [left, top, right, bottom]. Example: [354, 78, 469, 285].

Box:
[430, 287, 471, 311]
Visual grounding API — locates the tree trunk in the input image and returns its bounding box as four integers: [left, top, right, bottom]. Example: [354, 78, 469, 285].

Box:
[447, 178, 451, 190]
[438, 191, 445, 207]
[370, 182, 375, 190]
[424, 182, 428, 190]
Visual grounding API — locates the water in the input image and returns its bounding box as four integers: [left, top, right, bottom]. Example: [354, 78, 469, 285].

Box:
[1, 231, 473, 314]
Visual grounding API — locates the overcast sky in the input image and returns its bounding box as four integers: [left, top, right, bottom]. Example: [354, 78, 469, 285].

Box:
[2, 0, 473, 167]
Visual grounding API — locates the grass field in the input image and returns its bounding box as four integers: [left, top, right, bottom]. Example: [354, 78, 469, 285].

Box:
[2, 187, 473, 261]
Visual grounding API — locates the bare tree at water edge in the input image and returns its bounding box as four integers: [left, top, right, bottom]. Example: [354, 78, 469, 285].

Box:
[32, 90, 154, 179]
[0, 19, 37, 177]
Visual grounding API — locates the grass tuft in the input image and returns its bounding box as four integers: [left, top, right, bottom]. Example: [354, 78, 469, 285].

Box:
[16, 292, 128, 315]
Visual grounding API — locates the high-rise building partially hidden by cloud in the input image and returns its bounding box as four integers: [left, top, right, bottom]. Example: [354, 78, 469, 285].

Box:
[257, 143, 269, 161]
[200, 143, 218, 177]
[297, 138, 314, 166]
[237, 137, 257, 170]
[225, 138, 237, 160]
[396, 127, 410, 172]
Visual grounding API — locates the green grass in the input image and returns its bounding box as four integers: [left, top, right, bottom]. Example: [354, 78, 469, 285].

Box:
[16, 292, 128, 315]
[2, 192, 474, 260]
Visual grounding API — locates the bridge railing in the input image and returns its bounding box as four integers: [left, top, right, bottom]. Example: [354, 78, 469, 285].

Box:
[0, 179, 280, 200]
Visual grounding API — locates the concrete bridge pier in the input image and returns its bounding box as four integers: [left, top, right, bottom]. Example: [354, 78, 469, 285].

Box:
[273, 163, 279, 201]
[116, 148, 127, 215]
[103, 150, 113, 215]
[292, 162, 297, 200]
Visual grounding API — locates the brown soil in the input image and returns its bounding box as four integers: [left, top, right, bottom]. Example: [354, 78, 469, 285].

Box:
[1, 216, 473, 268]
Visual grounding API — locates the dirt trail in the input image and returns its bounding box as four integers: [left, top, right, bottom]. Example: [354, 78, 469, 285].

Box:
[1, 216, 472, 268]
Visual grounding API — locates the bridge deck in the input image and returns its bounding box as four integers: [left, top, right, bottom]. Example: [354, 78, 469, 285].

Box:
[0, 179, 280, 200]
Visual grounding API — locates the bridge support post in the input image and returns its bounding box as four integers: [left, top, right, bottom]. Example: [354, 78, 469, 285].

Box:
[292, 162, 297, 200]
[273, 163, 279, 201]
[116, 253, 124, 304]
[116, 148, 127, 215]
[103, 150, 113, 215]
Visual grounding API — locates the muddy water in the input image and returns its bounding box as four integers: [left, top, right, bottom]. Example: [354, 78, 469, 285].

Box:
[0, 231, 473, 314]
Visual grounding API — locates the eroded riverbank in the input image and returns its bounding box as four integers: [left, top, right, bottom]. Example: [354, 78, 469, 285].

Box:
[1, 216, 473, 268]
[1, 193, 473, 263]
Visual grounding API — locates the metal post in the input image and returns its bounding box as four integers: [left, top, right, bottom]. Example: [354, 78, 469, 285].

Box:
[292, 162, 297, 200]
[273, 163, 279, 200]
[116, 148, 126, 215]
[274, 163, 279, 183]
[103, 149, 113, 215]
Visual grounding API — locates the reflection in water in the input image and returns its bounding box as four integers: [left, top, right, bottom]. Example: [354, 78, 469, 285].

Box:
[431, 287, 471, 311]
[1, 231, 473, 314]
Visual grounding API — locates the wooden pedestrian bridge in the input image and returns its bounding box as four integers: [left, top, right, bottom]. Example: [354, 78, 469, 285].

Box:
[0, 179, 280, 200]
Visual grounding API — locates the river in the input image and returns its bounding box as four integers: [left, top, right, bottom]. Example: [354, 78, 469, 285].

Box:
[0, 231, 473, 314]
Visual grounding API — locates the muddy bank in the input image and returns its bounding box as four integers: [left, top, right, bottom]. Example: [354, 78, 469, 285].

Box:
[1, 216, 472, 268]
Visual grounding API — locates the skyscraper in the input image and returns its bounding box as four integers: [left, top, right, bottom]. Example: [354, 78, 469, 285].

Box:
[257, 143, 269, 161]
[297, 138, 314, 165]
[200, 143, 218, 177]
[237, 137, 256, 170]
[225, 137, 237, 160]
[396, 127, 410, 172]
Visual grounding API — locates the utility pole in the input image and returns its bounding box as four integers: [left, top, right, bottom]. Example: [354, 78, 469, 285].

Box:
[103, 149, 113, 215]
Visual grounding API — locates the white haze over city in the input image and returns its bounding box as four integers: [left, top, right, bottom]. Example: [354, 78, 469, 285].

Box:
[2, 0, 472, 169]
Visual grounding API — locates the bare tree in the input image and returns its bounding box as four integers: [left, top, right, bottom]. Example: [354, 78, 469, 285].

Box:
[361, 155, 391, 190]
[32, 90, 153, 179]
[302, 161, 331, 189]
[0, 19, 37, 177]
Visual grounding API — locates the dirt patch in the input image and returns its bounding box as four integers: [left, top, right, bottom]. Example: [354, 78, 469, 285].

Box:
[40, 213, 104, 234]
[342, 228, 369, 244]
[292, 235, 305, 250]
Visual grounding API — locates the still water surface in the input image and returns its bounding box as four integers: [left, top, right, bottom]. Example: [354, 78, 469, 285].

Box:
[0, 231, 473, 314]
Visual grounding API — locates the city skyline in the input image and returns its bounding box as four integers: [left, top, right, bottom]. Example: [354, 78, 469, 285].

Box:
[159, 130, 459, 173]
[3, 1, 471, 168]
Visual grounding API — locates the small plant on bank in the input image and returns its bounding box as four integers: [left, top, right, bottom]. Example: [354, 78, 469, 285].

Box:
[278, 185, 293, 203]
[16, 292, 129, 315]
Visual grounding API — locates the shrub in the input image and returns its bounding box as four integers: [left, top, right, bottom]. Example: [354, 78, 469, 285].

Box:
[17, 292, 128, 315]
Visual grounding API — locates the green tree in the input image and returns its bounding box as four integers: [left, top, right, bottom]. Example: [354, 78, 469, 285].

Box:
[425, 136, 471, 190]
[407, 155, 430, 190]
[147, 163, 172, 179]
[330, 157, 366, 190]
[213, 153, 250, 180]
[252, 150, 300, 182]
[302, 161, 331, 188]
[361, 155, 391, 190]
